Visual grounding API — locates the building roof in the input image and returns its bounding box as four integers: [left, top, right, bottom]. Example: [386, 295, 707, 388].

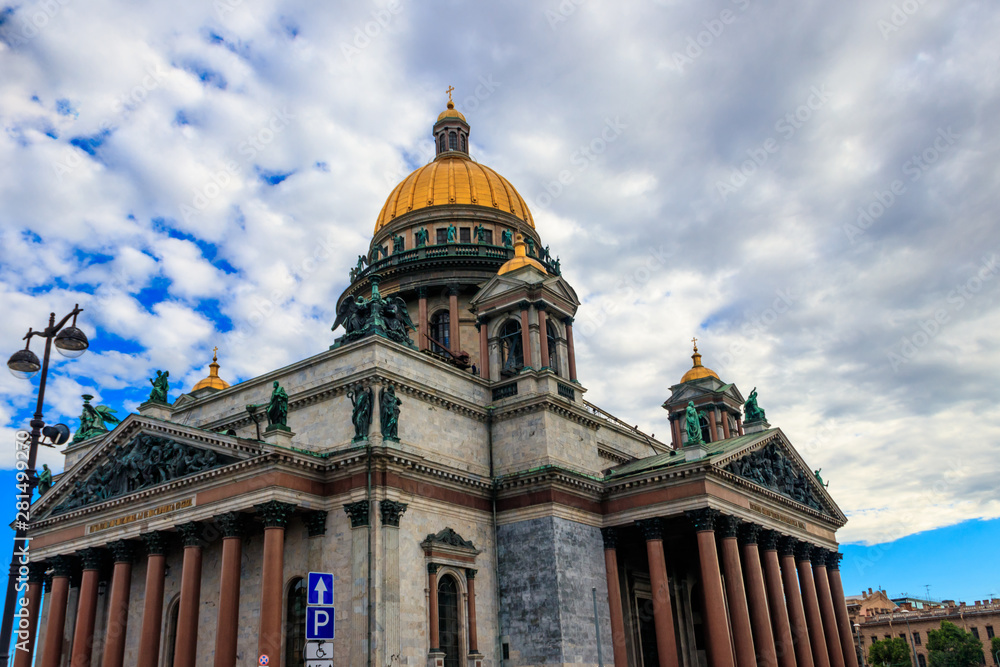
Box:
[605, 429, 776, 479]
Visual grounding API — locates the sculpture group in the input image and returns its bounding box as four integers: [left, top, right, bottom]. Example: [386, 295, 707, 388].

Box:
[725, 442, 824, 511]
[332, 279, 417, 349]
[73, 394, 121, 443]
[348, 383, 403, 442]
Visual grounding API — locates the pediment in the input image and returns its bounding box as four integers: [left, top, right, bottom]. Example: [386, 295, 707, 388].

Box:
[35, 415, 259, 520]
[713, 430, 845, 523]
[421, 527, 477, 552]
[469, 274, 532, 306]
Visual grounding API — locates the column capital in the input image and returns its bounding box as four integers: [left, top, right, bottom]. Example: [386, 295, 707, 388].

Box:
[28, 561, 47, 583]
[417, 286, 428, 298]
[518, 300, 531, 311]
[825, 552, 843, 570]
[794, 541, 815, 562]
[465, 568, 477, 580]
[738, 522, 762, 546]
[718, 514, 743, 538]
[49, 553, 77, 578]
[379, 500, 408, 527]
[303, 510, 329, 537]
[600, 526, 619, 549]
[427, 563, 440, 575]
[109, 539, 138, 564]
[256, 500, 296, 528]
[177, 522, 204, 547]
[535, 302, 548, 312]
[448, 284, 461, 296]
[343, 500, 370, 528]
[778, 535, 799, 556]
[635, 517, 665, 541]
[78, 546, 106, 571]
[686, 507, 721, 532]
[759, 529, 781, 551]
[216, 511, 246, 538]
[812, 546, 832, 564]
[562, 316, 574, 326]
[142, 530, 170, 556]
[476, 315, 489, 326]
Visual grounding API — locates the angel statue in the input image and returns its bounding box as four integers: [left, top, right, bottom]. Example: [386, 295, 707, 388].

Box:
[383, 296, 416, 345]
[148, 370, 169, 403]
[73, 394, 121, 443]
[332, 296, 369, 338]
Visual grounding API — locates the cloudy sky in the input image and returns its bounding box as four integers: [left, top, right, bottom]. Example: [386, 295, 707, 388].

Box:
[2, 0, 998, 596]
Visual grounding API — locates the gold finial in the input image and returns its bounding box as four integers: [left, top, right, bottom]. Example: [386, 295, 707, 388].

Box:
[192, 346, 230, 391]
[212, 346, 218, 362]
[691, 336, 698, 353]
[446, 85, 455, 104]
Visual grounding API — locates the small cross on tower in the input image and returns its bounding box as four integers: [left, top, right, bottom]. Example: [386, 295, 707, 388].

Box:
[691, 336, 698, 352]
[446, 85, 454, 104]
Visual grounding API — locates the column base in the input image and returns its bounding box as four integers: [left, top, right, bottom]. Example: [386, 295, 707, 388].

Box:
[467, 653, 484, 667]
[137, 400, 174, 421]
[743, 418, 771, 434]
[263, 425, 295, 446]
[427, 650, 446, 667]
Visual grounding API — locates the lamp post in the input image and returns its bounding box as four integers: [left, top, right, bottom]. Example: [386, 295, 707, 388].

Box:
[855, 622, 867, 667]
[0, 305, 89, 667]
[899, 609, 919, 667]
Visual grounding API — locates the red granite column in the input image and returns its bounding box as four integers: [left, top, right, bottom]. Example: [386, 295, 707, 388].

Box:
[687, 509, 735, 667]
[477, 317, 490, 379]
[40, 556, 74, 667]
[70, 548, 104, 667]
[215, 513, 245, 667]
[637, 519, 680, 667]
[564, 317, 577, 381]
[136, 533, 168, 667]
[779, 537, 814, 667]
[537, 305, 550, 369]
[737, 417, 744, 436]
[718, 516, 757, 667]
[796, 543, 831, 667]
[428, 564, 440, 651]
[101, 541, 136, 667]
[813, 549, 846, 667]
[760, 531, 795, 667]
[738, 525, 778, 667]
[671, 417, 682, 448]
[825, 553, 860, 667]
[465, 569, 479, 654]
[722, 412, 732, 439]
[258, 501, 295, 667]
[448, 285, 461, 353]
[601, 528, 629, 667]
[519, 302, 533, 369]
[174, 523, 204, 667]
[12, 562, 46, 667]
[418, 287, 429, 351]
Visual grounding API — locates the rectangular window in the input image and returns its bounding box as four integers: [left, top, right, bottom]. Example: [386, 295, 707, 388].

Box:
[913, 632, 921, 645]
[885, 635, 891, 640]
[918, 654, 927, 667]
[872, 637, 878, 645]
[483, 229, 493, 244]
[459, 227, 471, 243]
[900, 634, 906, 640]
[971, 627, 980, 640]
[436, 228, 448, 244]
[986, 626, 994, 639]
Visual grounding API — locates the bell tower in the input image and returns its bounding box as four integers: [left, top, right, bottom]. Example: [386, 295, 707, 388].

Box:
[434, 86, 470, 155]
[662, 340, 746, 447]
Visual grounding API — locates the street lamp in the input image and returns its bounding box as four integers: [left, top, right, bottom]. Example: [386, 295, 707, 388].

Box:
[856, 622, 868, 667]
[0, 305, 89, 667]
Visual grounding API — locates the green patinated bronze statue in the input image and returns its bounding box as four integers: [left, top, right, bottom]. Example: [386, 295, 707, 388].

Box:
[37, 464, 53, 495]
[73, 394, 121, 443]
[348, 385, 374, 441]
[415, 227, 429, 247]
[266, 381, 289, 428]
[379, 384, 402, 441]
[501, 229, 513, 247]
[685, 401, 703, 445]
[392, 234, 405, 254]
[148, 370, 169, 404]
[474, 224, 488, 244]
[744, 387, 767, 422]
[814, 468, 828, 488]
[446, 224, 457, 243]
[525, 237, 537, 257]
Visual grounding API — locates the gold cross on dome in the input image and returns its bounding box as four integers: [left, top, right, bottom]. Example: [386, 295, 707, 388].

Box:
[213, 346, 218, 354]
[691, 336, 698, 351]
[446, 85, 454, 103]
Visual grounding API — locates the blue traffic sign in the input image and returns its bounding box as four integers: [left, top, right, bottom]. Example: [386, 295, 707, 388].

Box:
[306, 606, 336, 640]
[307, 572, 334, 606]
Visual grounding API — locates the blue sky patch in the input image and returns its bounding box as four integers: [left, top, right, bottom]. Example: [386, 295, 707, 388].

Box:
[256, 167, 294, 186]
[55, 98, 77, 117]
[69, 129, 111, 156]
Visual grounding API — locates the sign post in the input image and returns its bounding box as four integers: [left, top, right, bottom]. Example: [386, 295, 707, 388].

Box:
[306, 572, 336, 666]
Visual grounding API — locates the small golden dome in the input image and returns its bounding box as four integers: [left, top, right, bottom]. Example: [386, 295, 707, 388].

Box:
[192, 347, 230, 391]
[437, 100, 467, 122]
[680, 339, 720, 383]
[498, 234, 547, 276]
[374, 154, 534, 233]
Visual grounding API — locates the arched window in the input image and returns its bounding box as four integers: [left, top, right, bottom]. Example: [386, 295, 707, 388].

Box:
[449, 131, 457, 150]
[438, 135, 446, 153]
[499, 319, 523, 376]
[460, 134, 467, 152]
[163, 597, 180, 667]
[285, 577, 307, 667]
[430, 311, 450, 353]
[438, 575, 461, 667]
[546, 321, 559, 375]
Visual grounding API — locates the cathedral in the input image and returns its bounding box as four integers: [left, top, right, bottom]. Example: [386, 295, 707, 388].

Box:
[20, 98, 858, 667]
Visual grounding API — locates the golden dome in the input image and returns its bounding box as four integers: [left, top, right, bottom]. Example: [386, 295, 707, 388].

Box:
[192, 348, 230, 392]
[374, 153, 534, 233]
[437, 100, 467, 122]
[498, 234, 547, 275]
[680, 340, 720, 383]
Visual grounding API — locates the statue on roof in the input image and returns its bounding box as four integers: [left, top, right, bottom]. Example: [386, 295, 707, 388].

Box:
[501, 229, 513, 247]
[392, 234, 405, 254]
[446, 224, 457, 243]
[474, 224, 488, 244]
[525, 237, 537, 257]
[73, 394, 121, 443]
[148, 370, 169, 404]
[415, 227, 429, 247]
[814, 468, 828, 488]
[379, 384, 402, 441]
[37, 464, 53, 495]
[684, 401, 703, 445]
[266, 381, 289, 429]
[744, 387, 767, 423]
[348, 384, 374, 441]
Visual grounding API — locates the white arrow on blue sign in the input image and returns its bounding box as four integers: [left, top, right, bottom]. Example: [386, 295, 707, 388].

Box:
[307, 572, 334, 606]
[306, 606, 336, 641]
